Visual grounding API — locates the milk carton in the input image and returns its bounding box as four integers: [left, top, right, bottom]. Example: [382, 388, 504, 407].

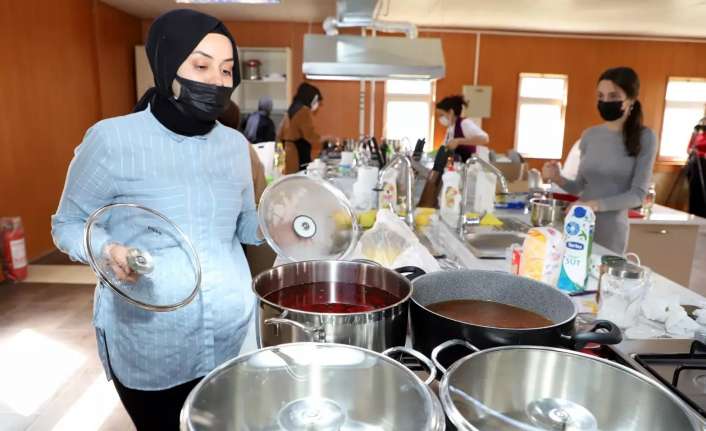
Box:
[557, 205, 596, 293]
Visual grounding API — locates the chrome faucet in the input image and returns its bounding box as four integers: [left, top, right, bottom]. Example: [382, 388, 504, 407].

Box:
[376, 153, 415, 228]
[458, 154, 509, 231]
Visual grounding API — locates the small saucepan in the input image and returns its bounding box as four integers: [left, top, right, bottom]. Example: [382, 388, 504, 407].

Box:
[409, 270, 622, 366]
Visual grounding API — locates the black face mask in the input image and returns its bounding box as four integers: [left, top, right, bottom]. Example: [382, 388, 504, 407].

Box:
[597, 101, 625, 122]
[172, 76, 234, 122]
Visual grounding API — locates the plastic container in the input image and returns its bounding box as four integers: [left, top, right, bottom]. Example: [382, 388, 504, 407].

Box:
[439, 163, 461, 227]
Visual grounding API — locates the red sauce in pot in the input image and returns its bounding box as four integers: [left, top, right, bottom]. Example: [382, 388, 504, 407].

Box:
[264, 282, 402, 313]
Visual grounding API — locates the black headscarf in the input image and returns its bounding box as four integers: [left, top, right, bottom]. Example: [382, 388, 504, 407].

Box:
[287, 82, 322, 119]
[134, 9, 241, 136]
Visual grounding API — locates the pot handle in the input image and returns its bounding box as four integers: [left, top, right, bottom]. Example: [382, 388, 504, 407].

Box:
[394, 266, 426, 281]
[572, 320, 623, 350]
[264, 315, 324, 342]
[382, 346, 437, 386]
[431, 339, 480, 375]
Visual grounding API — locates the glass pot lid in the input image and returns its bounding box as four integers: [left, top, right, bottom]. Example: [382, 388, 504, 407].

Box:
[84, 203, 201, 312]
[258, 175, 359, 262]
[440, 346, 699, 431]
[181, 343, 442, 431]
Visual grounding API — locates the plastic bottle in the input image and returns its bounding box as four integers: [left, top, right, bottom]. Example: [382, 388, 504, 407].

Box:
[377, 166, 398, 212]
[440, 158, 461, 227]
[557, 205, 596, 293]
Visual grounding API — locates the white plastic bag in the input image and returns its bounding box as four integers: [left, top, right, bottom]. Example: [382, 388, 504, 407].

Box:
[351, 209, 440, 273]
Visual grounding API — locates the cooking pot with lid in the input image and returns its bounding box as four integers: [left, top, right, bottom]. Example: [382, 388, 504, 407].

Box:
[435, 345, 701, 430]
[180, 342, 446, 430]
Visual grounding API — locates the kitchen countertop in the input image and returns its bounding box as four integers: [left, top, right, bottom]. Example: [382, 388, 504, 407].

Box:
[629, 203, 706, 226]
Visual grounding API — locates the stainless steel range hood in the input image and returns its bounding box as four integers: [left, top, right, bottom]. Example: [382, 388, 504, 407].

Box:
[302, 0, 444, 81]
[303, 34, 445, 81]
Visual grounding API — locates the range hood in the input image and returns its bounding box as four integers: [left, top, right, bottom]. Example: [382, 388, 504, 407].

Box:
[302, 0, 445, 81]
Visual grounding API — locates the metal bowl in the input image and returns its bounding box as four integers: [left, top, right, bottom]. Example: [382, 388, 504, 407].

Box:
[529, 198, 570, 228]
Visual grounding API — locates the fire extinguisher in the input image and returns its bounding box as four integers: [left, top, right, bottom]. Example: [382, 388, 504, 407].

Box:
[1, 217, 28, 281]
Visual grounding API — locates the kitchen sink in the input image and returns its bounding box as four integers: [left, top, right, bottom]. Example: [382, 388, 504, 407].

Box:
[463, 232, 526, 258]
[461, 216, 530, 259]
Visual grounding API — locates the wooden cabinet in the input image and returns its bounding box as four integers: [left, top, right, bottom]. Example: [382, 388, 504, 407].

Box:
[627, 223, 699, 286]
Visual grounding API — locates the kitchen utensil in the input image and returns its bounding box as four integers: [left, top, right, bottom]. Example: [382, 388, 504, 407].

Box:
[597, 255, 651, 329]
[595, 255, 627, 302]
[253, 260, 422, 351]
[84, 203, 201, 312]
[436, 345, 700, 430]
[258, 175, 359, 262]
[180, 343, 446, 431]
[529, 198, 570, 228]
[244, 59, 261, 80]
[409, 270, 622, 364]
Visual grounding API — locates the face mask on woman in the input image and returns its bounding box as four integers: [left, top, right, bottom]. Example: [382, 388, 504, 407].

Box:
[174, 76, 234, 122]
[597, 100, 625, 122]
[439, 116, 450, 127]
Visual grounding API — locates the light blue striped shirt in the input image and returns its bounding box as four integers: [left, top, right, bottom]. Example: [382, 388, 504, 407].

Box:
[51, 108, 262, 390]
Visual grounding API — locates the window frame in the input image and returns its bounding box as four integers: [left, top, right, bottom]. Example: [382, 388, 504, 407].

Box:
[658, 77, 706, 163]
[513, 73, 569, 160]
[383, 80, 436, 151]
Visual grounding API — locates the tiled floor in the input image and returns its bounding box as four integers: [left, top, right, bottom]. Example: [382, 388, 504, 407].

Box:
[0, 282, 135, 431]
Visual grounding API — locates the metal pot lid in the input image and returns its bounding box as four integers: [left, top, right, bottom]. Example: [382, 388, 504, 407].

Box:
[258, 175, 359, 262]
[84, 203, 201, 312]
[439, 346, 699, 431]
[181, 343, 443, 431]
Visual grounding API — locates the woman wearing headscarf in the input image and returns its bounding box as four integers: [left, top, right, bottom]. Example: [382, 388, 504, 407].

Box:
[51, 10, 261, 430]
[277, 82, 323, 174]
[242, 95, 276, 143]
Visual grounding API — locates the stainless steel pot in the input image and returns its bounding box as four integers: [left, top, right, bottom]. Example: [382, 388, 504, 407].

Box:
[253, 260, 417, 352]
[529, 198, 570, 228]
[436, 345, 701, 430]
[180, 343, 446, 431]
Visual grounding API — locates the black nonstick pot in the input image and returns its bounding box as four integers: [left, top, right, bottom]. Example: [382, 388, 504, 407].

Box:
[409, 270, 622, 364]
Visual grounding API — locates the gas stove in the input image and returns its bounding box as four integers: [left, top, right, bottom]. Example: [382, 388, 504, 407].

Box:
[606, 338, 706, 426]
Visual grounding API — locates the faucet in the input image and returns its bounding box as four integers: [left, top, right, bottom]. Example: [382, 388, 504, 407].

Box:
[375, 153, 415, 228]
[458, 154, 509, 232]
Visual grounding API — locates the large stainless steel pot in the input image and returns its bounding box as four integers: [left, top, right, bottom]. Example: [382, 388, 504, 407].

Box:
[180, 343, 446, 431]
[436, 345, 701, 430]
[253, 260, 419, 352]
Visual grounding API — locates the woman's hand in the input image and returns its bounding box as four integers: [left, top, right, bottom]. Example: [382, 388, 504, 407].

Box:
[446, 138, 461, 150]
[542, 161, 563, 184]
[104, 243, 138, 283]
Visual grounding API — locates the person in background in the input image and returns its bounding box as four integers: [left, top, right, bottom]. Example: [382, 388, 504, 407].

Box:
[278, 82, 323, 174]
[242, 95, 276, 144]
[543, 67, 657, 253]
[687, 117, 706, 217]
[435, 95, 489, 162]
[51, 10, 262, 430]
[220, 100, 267, 203]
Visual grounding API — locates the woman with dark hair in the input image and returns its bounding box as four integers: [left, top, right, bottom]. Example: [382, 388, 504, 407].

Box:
[52, 10, 262, 430]
[687, 117, 706, 217]
[543, 67, 658, 253]
[435, 95, 489, 162]
[278, 82, 323, 173]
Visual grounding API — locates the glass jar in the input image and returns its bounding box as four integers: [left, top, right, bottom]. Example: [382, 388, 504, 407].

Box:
[597, 260, 651, 329]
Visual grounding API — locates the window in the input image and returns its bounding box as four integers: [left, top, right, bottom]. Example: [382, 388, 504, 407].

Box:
[514, 74, 568, 159]
[659, 78, 706, 160]
[384, 80, 434, 150]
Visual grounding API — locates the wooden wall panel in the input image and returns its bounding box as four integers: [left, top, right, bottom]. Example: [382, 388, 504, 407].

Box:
[0, 0, 141, 260]
[94, 1, 143, 118]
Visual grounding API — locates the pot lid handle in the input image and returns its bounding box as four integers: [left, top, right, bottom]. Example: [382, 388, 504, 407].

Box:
[382, 346, 437, 385]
